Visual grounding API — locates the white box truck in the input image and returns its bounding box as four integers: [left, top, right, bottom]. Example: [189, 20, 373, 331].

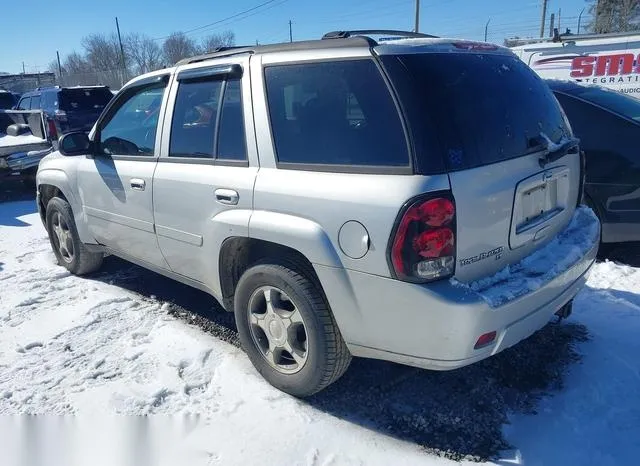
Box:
[511, 31, 640, 97]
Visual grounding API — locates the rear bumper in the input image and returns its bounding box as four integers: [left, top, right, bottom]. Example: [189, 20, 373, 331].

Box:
[317, 207, 599, 370]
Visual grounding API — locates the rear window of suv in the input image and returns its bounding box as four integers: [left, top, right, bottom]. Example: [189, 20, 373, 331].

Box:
[381, 53, 568, 172]
[59, 88, 113, 112]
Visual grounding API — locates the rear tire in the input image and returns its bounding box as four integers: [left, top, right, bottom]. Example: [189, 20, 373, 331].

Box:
[234, 259, 351, 397]
[45, 197, 103, 275]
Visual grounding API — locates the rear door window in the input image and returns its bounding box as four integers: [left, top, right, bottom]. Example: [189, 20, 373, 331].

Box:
[217, 79, 247, 161]
[169, 79, 223, 158]
[264, 59, 409, 169]
[60, 88, 113, 112]
[17, 97, 30, 110]
[381, 53, 569, 171]
[30, 95, 41, 109]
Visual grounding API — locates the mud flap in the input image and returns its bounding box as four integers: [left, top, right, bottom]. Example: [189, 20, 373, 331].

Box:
[555, 300, 573, 321]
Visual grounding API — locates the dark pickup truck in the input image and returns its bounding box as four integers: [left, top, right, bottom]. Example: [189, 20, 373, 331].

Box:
[0, 109, 53, 183]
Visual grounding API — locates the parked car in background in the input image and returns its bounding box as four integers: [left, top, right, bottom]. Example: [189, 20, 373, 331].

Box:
[0, 108, 53, 183]
[548, 80, 640, 243]
[36, 31, 598, 397]
[17, 86, 113, 139]
[0, 89, 18, 109]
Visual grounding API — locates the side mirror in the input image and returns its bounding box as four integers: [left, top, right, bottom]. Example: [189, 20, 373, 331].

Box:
[58, 132, 92, 156]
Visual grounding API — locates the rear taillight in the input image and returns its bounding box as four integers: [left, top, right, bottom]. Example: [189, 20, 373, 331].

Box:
[47, 119, 58, 140]
[54, 109, 67, 121]
[577, 150, 586, 206]
[389, 194, 456, 282]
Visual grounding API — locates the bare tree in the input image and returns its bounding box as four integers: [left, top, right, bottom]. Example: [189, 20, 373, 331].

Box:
[588, 0, 640, 33]
[82, 33, 124, 72]
[63, 52, 92, 75]
[163, 32, 200, 65]
[201, 30, 236, 52]
[126, 33, 164, 74]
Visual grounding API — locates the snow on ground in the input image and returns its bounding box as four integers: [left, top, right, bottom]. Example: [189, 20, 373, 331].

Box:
[0, 201, 457, 466]
[504, 260, 640, 465]
[1, 197, 639, 465]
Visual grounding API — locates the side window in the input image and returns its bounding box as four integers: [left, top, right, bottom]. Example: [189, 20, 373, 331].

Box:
[217, 79, 247, 161]
[169, 77, 247, 161]
[556, 92, 640, 185]
[99, 84, 166, 156]
[18, 97, 30, 110]
[41, 92, 55, 110]
[170, 80, 222, 158]
[264, 59, 409, 167]
[30, 95, 41, 109]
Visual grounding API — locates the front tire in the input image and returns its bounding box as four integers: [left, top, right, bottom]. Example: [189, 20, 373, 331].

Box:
[45, 197, 103, 275]
[234, 260, 351, 397]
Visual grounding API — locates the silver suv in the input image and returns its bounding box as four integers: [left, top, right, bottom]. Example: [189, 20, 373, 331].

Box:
[36, 31, 599, 396]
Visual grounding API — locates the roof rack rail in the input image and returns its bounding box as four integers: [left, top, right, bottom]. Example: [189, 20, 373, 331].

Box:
[176, 46, 253, 66]
[322, 29, 438, 41]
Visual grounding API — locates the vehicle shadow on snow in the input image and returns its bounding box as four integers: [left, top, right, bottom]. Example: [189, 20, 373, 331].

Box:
[0, 179, 37, 226]
[0, 199, 37, 227]
[90, 256, 589, 462]
[598, 242, 640, 268]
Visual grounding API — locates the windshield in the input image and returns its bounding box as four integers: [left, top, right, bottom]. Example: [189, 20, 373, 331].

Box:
[59, 88, 113, 112]
[0, 93, 15, 109]
[382, 53, 568, 171]
[571, 86, 640, 122]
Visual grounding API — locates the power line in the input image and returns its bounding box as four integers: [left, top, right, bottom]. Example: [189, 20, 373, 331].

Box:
[187, 0, 290, 40]
[151, 0, 283, 41]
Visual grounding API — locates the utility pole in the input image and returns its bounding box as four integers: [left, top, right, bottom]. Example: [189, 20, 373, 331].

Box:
[115, 17, 127, 87]
[414, 0, 420, 33]
[22, 62, 25, 74]
[540, 0, 548, 38]
[484, 18, 491, 42]
[578, 7, 585, 34]
[549, 13, 555, 37]
[56, 51, 63, 86]
[289, 20, 293, 42]
[558, 8, 562, 31]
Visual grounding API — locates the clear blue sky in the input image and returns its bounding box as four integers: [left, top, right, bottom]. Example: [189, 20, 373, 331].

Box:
[2, 0, 589, 74]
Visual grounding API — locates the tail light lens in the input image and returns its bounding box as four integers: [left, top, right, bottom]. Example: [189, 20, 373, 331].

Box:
[47, 119, 58, 140]
[389, 194, 456, 282]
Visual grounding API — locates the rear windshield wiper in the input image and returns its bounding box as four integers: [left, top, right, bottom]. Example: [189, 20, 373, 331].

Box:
[530, 133, 580, 168]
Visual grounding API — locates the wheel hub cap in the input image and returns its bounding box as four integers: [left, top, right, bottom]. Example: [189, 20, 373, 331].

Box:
[267, 317, 286, 344]
[51, 211, 74, 263]
[247, 286, 309, 375]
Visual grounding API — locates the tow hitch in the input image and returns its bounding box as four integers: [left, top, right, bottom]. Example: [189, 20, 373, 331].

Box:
[555, 300, 573, 321]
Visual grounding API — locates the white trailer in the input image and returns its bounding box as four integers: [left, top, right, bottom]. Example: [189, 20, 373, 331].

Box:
[511, 31, 640, 97]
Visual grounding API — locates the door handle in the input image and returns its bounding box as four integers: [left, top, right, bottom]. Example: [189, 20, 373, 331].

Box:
[130, 178, 146, 191]
[215, 188, 239, 205]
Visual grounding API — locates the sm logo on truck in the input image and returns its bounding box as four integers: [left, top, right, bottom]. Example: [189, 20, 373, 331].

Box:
[571, 54, 640, 78]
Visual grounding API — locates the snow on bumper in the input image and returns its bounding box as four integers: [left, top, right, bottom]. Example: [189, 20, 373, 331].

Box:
[452, 206, 600, 308]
